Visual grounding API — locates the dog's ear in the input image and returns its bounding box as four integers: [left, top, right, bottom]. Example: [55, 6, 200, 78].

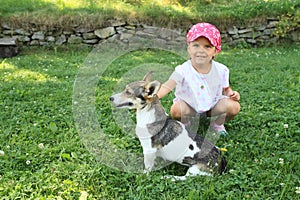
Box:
[142, 71, 154, 82]
[144, 80, 161, 98]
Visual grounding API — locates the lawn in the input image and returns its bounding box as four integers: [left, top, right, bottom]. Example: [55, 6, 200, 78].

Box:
[0, 43, 299, 199]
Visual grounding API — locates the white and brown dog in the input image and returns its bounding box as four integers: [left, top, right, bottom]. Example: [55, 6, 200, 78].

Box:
[110, 71, 227, 180]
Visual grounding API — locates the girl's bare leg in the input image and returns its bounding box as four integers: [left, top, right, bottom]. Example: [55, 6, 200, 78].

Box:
[170, 100, 196, 124]
[207, 98, 240, 125]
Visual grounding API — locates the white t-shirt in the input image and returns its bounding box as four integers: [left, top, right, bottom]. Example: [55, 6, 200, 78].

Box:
[170, 60, 230, 113]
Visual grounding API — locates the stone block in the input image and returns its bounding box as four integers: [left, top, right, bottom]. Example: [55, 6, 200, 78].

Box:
[227, 26, 238, 35]
[32, 31, 45, 40]
[46, 36, 56, 42]
[55, 34, 67, 45]
[143, 26, 158, 34]
[267, 21, 279, 28]
[18, 35, 31, 42]
[238, 28, 253, 34]
[246, 39, 256, 44]
[15, 28, 31, 36]
[240, 32, 253, 38]
[82, 32, 97, 40]
[110, 20, 126, 27]
[95, 27, 116, 39]
[3, 30, 14, 35]
[68, 35, 83, 44]
[159, 28, 180, 39]
[120, 33, 134, 40]
[135, 31, 155, 38]
[83, 39, 99, 44]
[30, 40, 39, 46]
[0, 37, 19, 58]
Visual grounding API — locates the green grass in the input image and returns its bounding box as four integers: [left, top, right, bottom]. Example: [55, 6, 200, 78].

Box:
[0, 0, 299, 29]
[0, 44, 299, 199]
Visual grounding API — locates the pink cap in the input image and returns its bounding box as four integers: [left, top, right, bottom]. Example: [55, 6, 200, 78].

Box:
[187, 22, 221, 53]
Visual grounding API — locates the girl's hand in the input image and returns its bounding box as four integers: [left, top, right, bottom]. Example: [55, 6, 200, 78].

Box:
[229, 91, 240, 101]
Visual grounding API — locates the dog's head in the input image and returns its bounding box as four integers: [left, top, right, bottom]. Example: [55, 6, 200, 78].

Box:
[110, 71, 161, 110]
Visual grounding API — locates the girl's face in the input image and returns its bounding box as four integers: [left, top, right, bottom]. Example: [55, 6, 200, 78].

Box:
[187, 36, 217, 68]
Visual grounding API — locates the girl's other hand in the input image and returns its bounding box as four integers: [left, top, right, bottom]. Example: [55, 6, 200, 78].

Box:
[230, 91, 240, 101]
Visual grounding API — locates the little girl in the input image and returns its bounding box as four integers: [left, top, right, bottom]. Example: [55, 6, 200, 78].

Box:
[157, 22, 240, 136]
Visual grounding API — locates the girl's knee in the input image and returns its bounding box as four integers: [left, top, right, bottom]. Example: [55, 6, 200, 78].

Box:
[170, 100, 195, 120]
[170, 104, 181, 119]
[229, 101, 240, 116]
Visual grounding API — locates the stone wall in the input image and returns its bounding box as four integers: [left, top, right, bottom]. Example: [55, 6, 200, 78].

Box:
[0, 18, 299, 48]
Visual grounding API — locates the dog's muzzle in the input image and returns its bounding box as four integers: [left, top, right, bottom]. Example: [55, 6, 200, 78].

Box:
[109, 96, 114, 102]
[110, 95, 134, 108]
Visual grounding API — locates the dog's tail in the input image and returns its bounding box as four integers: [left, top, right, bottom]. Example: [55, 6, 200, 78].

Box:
[218, 155, 227, 174]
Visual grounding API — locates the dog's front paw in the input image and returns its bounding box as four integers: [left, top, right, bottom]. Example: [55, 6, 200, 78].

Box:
[162, 175, 187, 181]
[143, 169, 151, 175]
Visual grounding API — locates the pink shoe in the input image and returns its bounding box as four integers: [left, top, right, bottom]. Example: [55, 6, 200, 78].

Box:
[210, 122, 228, 137]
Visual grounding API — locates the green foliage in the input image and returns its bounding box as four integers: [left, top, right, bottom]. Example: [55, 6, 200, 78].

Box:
[0, 0, 298, 28]
[0, 44, 299, 199]
[274, 6, 300, 38]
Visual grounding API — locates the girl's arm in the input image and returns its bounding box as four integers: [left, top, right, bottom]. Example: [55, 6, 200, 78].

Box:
[157, 79, 176, 99]
[223, 86, 240, 101]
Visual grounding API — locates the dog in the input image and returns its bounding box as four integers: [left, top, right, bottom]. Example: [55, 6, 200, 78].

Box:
[110, 71, 227, 180]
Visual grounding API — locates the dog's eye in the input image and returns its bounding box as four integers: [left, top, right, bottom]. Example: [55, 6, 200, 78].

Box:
[125, 91, 132, 96]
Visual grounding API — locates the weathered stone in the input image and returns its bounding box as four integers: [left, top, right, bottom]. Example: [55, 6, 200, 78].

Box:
[127, 35, 146, 44]
[0, 38, 19, 58]
[287, 30, 300, 42]
[1, 23, 11, 29]
[32, 31, 45, 40]
[75, 27, 93, 33]
[136, 31, 155, 38]
[68, 35, 83, 44]
[94, 27, 116, 39]
[120, 33, 134, 40]
[246, 39, 256, 44]
[176, 36, 186, 42]
[0, 37, 18, 46]
[269, 37, 279, 43]
[159, 28, 180, 39]
[39, 41, 48, 46]
[3, 30, 14, 35]
[30, 40, 39, 46]
[255, 25, 266, 31]
[83, 39, 99, 44]
[166, 40, 183, 47]
[227, 26, 238, 35]
[232, 34, 240, 39]
[125, 25, 136, 30]
[15, 28, 31, 36]
[258, 35, 271, 40]
[143, 25, 158, 34]
[110, 20, 126, 27]
[55, 34, 67, 45]
[263, 28, 275, 35]
[46, 36, 56, 42]
[222, 35, 233, 43]
[267, 17, 278, 21]
[107, 34, 119, 42]
[116, 27, 127, 33]
[267, 21, 278, 28]
[82, 32, 97, 40]
[238, 28, 253, 34]
[153, 38, 167, 45]
[252, 32, 262, 38]
[240, 32, 253, 38]
[63, 30, 74, 35]
[228, 38, 246, 46]
[18, 35, 31, 42]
